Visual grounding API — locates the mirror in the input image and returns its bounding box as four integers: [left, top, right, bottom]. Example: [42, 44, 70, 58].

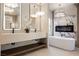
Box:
[3, 3, 21, 30]
[29, 4, 43, 32]
[30, 4, 37, 32]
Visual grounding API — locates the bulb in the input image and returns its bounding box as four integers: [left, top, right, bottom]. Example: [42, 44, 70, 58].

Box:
[12, 23, 15, 28]
[36, 11, 45, 16]
[5, 3, 18, 8]
[5, 9, 14, 13]
[30, 14, 37, 18]
[55, 12, 65, 17]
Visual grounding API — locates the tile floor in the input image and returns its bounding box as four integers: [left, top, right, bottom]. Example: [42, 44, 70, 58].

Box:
[23, 48, 48, 56]
[23, 47, 79, 56]
[49, 47, 79, 56]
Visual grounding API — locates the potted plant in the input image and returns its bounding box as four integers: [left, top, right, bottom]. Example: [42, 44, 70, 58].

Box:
[24, 28, 29, 33]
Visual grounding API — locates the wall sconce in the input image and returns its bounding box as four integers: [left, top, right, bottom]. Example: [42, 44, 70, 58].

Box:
[30, 4, 45, 18]
[36, 4, 45, 16]
[30, 4, 37, 18]
[36, 11, 45, 16]
[30, 14, 37, 18]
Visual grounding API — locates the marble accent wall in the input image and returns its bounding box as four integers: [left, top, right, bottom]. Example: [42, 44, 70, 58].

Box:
[54, 4, 77, 39]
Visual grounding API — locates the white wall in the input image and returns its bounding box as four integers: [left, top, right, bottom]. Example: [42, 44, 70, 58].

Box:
[41, 4, 48, 34]
[48, 10, 54, 36]
[0, 4, 2, 33]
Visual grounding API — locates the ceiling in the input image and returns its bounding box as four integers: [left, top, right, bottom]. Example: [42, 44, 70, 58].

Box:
[48, 3, 75, 11]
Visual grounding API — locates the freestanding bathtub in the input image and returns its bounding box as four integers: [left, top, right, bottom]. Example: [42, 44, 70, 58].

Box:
[48, 36, 75, 50]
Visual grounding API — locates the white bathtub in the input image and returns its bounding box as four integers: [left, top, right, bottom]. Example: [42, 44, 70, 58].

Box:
[48, 36, 75, 50]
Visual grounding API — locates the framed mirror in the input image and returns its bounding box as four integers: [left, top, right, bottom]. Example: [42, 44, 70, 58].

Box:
[30, 4, 41, 32]
[3, 3, 21, 30]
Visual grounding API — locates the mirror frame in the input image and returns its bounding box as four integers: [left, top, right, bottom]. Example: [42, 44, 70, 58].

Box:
[3, 3, 21, 30]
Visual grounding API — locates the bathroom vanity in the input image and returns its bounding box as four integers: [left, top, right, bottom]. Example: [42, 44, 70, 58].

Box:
[0, 32, 47, 55]
[0, 32, 46, 45]
[0, 3, 48, 56]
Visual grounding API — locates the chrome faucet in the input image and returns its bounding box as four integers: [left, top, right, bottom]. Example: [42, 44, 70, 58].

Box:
[12, 28, 14, 33]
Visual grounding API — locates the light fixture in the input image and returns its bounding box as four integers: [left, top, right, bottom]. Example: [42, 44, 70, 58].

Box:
[36, 4, 45, 16]
[30, 4, 45, 18]
[36, 11, 45, 16]
[54, 9, 65, 17]
[30, 14, 37, 18]
[5, 3, 18, 8]
[30, 4, 37, 18]
[5, 6, 14, 12]
[5, 3, 19, 13]
[55, 12, 65, 17]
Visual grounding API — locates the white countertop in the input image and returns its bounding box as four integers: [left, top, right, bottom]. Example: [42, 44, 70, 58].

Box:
[0, 32, 47, 45]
